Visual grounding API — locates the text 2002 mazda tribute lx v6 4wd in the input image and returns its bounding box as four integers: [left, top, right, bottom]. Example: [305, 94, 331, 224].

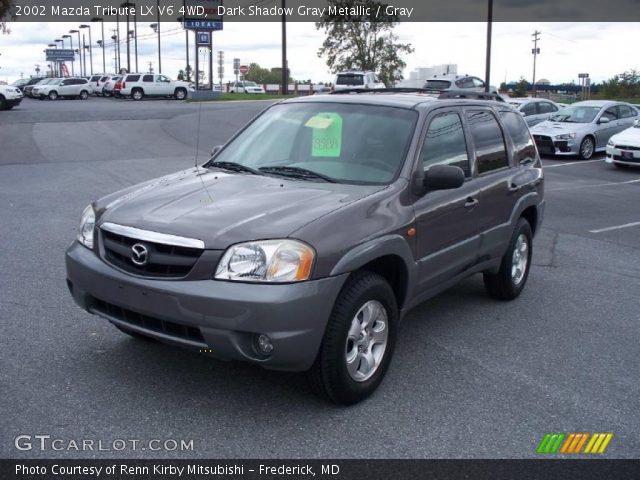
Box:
[66, 90, 544, 404]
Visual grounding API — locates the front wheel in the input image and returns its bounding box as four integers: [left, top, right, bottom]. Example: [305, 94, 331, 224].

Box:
[79, 90, 89, 100]
[484, 218, 533, 300]
[48, 91, 58, 101]
[579, 136, 595, 160]
[307, 271, 397, 405]
[0, 96, 6, 110]
[174, 88, 187, 100]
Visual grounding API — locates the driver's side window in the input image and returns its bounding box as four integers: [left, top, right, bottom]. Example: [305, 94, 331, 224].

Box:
[420, 112, 470, 176]
[601, 107, 618, 121]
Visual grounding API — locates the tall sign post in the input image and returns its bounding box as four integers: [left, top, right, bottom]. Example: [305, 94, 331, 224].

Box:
[217, 51, 224, 90]
[182, 0, 223, 93]
[233, 58, 240, 87]
[578, 73, 590, 100]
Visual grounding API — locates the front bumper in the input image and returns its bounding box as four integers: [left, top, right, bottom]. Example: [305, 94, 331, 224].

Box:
[6, 97, 22, 107]
[533, 134, 579, 156]
[66, 241, 348, 371]
[606, 145, 640, 165]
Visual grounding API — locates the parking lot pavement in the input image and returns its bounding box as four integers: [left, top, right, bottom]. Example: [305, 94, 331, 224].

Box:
[1, 99, 639, 459]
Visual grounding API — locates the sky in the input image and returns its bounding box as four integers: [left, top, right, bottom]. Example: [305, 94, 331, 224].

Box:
[1, 22, 639, 85]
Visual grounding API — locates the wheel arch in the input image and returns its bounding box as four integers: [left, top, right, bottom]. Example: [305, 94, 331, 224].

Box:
[329, 235, 417, 311]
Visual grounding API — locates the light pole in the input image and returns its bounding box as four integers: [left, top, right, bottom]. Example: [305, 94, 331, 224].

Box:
[48, 43, 58, 77]
[150, 21, 161, 73]
[79, 25, 93, 75]
[70, 30, 82, 76]
[55, 39, 64, 77]
[121, 2, 135, 73]
[62, 34, 74, 75]
[484, 0, 493, 93]
[92, 18, 106, 74]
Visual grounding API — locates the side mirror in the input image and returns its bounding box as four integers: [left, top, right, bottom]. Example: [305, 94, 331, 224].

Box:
[598, 117, 611, 124]
[210, 145, 223, 157]
[423, 165, 465, 191]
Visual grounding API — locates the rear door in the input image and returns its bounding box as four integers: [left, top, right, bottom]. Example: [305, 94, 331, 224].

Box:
[413, 108, 482, 291]
[142, 74, 157, 95]
[466, 108, 524, 261]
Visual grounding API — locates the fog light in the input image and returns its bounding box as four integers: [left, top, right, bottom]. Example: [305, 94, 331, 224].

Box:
[256, 334, 274, 355]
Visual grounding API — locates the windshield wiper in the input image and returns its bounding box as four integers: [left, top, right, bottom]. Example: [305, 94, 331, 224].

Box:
[208, 161, 263, 175]
[258, 166, 339, 183]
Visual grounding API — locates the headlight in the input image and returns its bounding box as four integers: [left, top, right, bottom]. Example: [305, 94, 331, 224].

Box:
[554, 133, 576, 140]
[215, 239, 315, 283]
[77, 204, 95, 249]
[607, 139, 615, 147]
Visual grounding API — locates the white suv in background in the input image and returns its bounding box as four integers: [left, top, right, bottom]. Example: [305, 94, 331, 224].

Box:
[119, 73, 193, 100]
[36, 78, 92, 100]
[229, 81, 266, 94]
[0, 84, 23, 110]
[333, 71, 386, 91]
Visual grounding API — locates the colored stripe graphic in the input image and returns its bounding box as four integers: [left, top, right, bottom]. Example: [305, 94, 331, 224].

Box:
[537, 433, 565, 454]
[540, 433, 613, 455]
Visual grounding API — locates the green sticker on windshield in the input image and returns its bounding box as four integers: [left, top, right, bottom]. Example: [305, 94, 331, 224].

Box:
[308, 112, 342, 157]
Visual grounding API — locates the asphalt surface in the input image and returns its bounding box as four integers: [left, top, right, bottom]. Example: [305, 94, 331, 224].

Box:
[1, 96, 639, 459]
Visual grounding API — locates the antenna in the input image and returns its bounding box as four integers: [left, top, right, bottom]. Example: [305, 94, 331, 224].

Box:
[194, 100, 203, 168]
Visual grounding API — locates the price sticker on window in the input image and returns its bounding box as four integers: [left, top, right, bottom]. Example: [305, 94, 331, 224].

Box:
[306, 113, 343, 157]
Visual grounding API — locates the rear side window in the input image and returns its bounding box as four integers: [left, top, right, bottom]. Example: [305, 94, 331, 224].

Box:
[618, 105, 634, 118]
[100, 76, 109, 82]
[336, 74, 364, 86]
[425, 80, 451, 90]
[456, 77, 475, 89]
[538, 102, 557, 114]
[143, 75, 154, 82]
[126, 75, 141, 82]
[521, 103, 536, 116]
[499, 111, 536, 165]
[420, 112, 470, 176]
[466, 110, 508, 174]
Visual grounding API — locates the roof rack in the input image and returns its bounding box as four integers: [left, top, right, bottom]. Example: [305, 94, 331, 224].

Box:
[330, 87, 505, 102]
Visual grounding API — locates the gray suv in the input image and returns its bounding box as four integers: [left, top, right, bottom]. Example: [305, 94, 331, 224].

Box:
[66, 91, 544, 404]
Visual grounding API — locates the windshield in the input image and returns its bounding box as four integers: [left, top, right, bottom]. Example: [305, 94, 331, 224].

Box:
[210, 102, 417, 185]
[425, 80, 452, 90]
[336, 74, 364, 86]
[550, 106, 601, 123]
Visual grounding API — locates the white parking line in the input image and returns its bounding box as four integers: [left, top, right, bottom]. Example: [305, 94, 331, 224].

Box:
[543, 158, 605, 168]
[590, 221, 640, 234]
[547, 178, 640, 192]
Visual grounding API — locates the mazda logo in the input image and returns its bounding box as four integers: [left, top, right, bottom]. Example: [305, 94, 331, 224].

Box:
[130, 243, 149, 266]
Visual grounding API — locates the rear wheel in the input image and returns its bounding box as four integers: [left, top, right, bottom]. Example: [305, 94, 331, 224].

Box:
[132, 88, 144, 101]
[484, 218, 533, 300]
[579, 136, 595, 160]
[48, 90, 58, 101]
[103, 90, 111, 97]
[174, 88, 187, 100]
[79, 90, 89, 100]
[308, 271, 397, 405]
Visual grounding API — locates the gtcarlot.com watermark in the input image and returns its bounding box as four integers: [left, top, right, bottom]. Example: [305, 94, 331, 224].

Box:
[15, 435, 194, 452]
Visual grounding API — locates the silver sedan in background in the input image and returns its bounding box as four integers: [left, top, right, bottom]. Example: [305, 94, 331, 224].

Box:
[508, 98, 561, 127]
[530, 101, 640, 159]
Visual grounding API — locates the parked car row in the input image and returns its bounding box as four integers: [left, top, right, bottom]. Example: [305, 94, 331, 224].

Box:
[12, 73, 194, 101]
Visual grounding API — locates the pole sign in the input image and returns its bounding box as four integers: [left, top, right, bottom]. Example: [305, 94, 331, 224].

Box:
[45, 49, 75, 61]
[196, 32, 212, 46]
[183, 0, 223, 30]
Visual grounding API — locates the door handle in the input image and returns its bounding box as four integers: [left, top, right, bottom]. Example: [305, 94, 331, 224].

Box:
[464, 197, 479, 209]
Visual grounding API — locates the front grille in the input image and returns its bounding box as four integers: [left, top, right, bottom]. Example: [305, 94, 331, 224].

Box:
[92, 298, 206, 344]
[614, 145, 640, 151]
[533, 135, 556, 155]
[102, 229, 202, 278]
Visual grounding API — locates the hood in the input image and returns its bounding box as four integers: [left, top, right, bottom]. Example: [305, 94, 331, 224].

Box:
[97, 168, 382, 249]
[610, 126, 640, 145]
[531, 120, 590, 135]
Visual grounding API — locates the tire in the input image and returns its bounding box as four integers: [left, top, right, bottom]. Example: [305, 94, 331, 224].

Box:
[483, 218, 533, 300]
[115, 325, 155, 342]
[579, 136, 595, 160]
[79, 90, 89, 100]
[131, 88, 144, 101]
[103, 90, 111, 97]
[174, 88, 187, 100]
[5, 105, 14, 110]
[0, 95, 6, 110]
[48, 91, 58, 101]
[307, 271, 397, 405]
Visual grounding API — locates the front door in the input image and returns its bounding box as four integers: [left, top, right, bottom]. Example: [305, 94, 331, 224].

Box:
[413, 108, 481, 292]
